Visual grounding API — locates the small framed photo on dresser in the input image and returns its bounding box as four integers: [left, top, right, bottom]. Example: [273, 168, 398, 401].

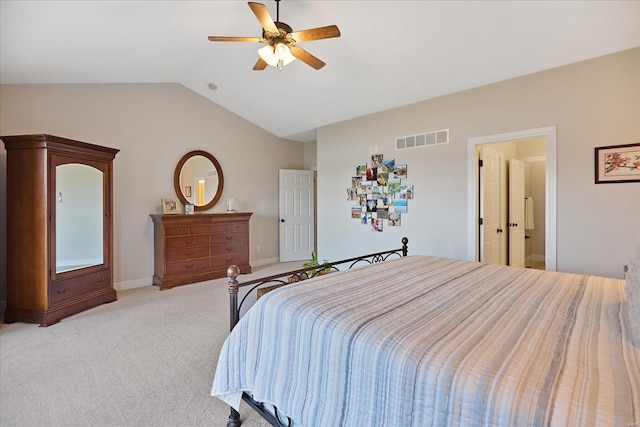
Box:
[184, 203, 195, 215]
[162, 199, 182, 214]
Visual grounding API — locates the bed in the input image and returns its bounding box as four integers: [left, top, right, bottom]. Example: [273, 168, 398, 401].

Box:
[212, 238, 640, 427]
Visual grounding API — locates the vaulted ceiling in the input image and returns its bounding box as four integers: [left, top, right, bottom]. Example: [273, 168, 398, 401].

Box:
[1, 1, 638, 142]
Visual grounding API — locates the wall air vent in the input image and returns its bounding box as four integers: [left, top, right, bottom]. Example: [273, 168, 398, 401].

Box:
[396, 129, 449, 151]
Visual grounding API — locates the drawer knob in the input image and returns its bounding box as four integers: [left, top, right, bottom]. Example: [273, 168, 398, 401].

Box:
[57, 288, 67, 294]
[185, 238, 193, 244]
[186, 251, 193, 256]
[225, 236, 232, 240]
[226, 247, 233, 251]
[226, 258, 232, 262]
[186, 263, 193, 269]
[96, 277, 105, 283]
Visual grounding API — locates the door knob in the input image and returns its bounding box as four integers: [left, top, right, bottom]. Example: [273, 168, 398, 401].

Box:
[497, 228, 503, 233]
[280, 219, 285, 222]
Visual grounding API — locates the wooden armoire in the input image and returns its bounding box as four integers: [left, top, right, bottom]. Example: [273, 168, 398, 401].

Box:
[2, 134, 119, 326]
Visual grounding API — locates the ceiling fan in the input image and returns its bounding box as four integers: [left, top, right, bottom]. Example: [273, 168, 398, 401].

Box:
[208, 1, 341, 70]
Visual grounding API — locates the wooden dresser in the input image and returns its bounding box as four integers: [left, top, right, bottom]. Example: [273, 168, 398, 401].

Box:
[150, 213, 252, 290]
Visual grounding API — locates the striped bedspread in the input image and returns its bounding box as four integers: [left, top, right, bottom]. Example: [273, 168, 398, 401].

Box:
[212, 256, 640, 426]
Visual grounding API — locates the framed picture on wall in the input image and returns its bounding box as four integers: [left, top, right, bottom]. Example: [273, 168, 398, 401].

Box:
[595, 143, 640, 184]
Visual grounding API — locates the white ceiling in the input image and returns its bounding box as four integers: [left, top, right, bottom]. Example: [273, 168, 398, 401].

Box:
[1, 1, 639, 142]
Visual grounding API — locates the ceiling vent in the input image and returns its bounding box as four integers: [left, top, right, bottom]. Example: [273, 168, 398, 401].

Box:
[396, 129, 449, 150]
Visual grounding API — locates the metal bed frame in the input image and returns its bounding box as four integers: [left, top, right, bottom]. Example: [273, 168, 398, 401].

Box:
[224, 237, 409, 427]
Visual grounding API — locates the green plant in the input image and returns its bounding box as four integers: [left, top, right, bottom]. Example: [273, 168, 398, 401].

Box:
[302, 251, 330, 278]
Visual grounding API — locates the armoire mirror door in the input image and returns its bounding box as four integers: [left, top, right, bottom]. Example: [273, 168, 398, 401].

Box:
[54, 161, 105, 274]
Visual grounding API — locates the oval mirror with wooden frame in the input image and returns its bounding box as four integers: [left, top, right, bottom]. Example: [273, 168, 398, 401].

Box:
[173, 150, 224, 212]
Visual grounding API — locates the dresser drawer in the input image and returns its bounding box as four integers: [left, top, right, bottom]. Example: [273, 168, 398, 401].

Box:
[211, 241, 247, 255]
[166, 234, 209, 249]
[50, 270, 111, 304]
[211, 232, 247, 244]
[166, 257, 211, 275]
[166, 246, 210, 262]
[165, 226, 190, 236]
[191, 224, 228, 234]
[229, 222, 248, 233]
[211, 253, 249, 269]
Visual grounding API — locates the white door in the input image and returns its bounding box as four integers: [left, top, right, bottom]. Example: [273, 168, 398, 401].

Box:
[480, 146, 502, 265]
[279, 169, 315, 262]
[509, 159, 526, 268]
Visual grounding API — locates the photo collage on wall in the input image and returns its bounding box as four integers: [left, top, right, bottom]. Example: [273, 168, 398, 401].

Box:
[347, 154, 413, 232]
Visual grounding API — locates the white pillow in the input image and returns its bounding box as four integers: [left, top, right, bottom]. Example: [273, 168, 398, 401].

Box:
[625, 245, 640, 347]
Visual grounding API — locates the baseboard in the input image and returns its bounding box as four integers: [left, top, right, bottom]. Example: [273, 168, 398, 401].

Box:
[115, 278, 154, 292]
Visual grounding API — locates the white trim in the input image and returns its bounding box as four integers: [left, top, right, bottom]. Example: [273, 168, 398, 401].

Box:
[467, 126, 557, 271]
[115, 278, 152, 291]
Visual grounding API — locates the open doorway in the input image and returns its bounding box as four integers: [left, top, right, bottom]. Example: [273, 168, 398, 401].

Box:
[467, 126, 557, 271]
[479, 140, 546, 269]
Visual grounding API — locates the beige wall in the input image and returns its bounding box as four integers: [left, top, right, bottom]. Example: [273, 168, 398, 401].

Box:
[303, 140, 318, 170]
[0, 83, 304, 294]
[317, 48, 640, 279]
[0, 48, 638, 311]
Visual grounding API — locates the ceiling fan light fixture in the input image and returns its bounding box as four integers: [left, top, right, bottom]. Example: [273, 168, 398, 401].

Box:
[209, 1, 340, 70]
[257, 45, 277, 67]
[258, 43, 295, 70]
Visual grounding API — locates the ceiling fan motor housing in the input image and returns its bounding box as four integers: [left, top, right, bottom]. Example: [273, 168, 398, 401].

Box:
[263, 22, 293, 40]
[275, 22, 292, 33]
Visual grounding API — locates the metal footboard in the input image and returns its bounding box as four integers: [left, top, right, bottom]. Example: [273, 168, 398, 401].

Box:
[224, 237, 408, 427]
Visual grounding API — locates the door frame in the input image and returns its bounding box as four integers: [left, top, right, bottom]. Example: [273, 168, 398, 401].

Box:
[467, 126, 557, 271]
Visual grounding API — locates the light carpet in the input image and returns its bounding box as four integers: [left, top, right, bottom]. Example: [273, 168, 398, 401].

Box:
[0, 262, 300, 427]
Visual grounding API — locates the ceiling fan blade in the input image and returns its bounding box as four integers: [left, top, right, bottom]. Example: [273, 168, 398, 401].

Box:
[290, 46, 326, 70]
[248, 2, 278, 34]
[253, 58, 267, 70]
[208, 36, 262, 42]
[289, 25, 341, 43]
